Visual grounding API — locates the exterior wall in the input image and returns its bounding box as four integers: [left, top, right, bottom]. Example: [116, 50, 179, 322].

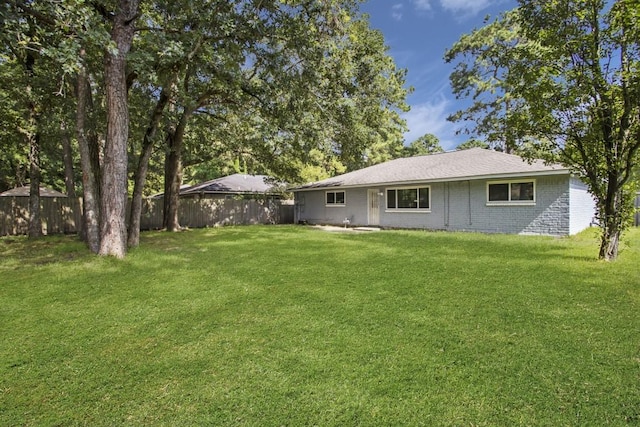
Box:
[295, 175, 581, 236]
[294, 188, 369, 226]
[569, 177, 596, 235]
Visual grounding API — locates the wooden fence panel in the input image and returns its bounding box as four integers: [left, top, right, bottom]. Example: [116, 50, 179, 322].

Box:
[1, 196, 293, 236]
[0, 197, 28, 236]
[0, 197, 82, 236]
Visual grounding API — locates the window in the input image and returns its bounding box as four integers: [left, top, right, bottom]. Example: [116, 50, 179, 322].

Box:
[386, 186, 430, 210]
[487, 180, 535, 204]
[326, 190, 345, 206]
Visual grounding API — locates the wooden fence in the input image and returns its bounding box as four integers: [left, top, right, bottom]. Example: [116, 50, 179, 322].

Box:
[0, 197, 294, 236]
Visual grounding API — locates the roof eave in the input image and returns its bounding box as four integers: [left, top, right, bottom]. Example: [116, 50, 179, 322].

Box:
[292, 169, 570, 192]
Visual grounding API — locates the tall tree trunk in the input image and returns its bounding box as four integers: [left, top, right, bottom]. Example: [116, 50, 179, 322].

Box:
[61, 120, 76, 198]
[25, 51, 41, 239]
[28, 131, 42, 238]
[128, 86, 171, 247]
[598, 183, 625, 261]
[76, 52, 101, 253]
[599, 226, 620, 261]
[163, 110, 191, 231]
[99, 0, 139, 258]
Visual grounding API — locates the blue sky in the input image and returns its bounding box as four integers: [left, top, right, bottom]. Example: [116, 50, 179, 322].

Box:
[360, 0, 517, 150]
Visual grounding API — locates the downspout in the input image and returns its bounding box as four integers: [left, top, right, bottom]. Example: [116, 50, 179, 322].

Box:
[445, 182, 450, 228]
[468, 180, 473, 226]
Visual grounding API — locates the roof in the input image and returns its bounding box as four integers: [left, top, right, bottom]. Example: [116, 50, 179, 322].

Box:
[294, 148, 568, 191]
[180, 174, 278, 195]
[0, 185, 67, 197]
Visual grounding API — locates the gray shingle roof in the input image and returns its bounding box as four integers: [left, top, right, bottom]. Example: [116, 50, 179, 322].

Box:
[181, 174, 276, 195]
[0, 185, 67, 197]
[294, 148, 568, 190]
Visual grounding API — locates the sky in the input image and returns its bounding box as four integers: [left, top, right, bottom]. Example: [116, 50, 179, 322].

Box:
[360, 0, 517, 151]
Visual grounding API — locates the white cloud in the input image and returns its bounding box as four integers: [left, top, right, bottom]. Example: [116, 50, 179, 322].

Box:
[439, 0, 493, 18]
[402, 99, 457, 149]
[391, 3, 404, 21]
[412, 0, 432, 11]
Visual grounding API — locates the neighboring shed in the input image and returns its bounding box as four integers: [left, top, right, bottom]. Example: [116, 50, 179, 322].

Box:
[0, 185, 79, 235]
[179, 174, 285, 200]
[0, 185, 67, 198]
[293, 148, 597, 236]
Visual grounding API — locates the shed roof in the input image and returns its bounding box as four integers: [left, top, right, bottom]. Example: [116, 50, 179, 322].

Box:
[181, 174, 277, 195]
[0, 185, 67, 197]
[294, 148, 568, 190]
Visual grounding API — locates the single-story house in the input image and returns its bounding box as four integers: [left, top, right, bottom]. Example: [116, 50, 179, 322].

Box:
[293, 148, 596, 236]
[155, 174, 285, 200]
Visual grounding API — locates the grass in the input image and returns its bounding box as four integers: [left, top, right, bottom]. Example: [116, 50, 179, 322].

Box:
[1, 225, 639, 426]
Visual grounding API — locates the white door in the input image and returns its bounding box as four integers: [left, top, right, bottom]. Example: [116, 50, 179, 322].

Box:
[368, 189, 380, 226]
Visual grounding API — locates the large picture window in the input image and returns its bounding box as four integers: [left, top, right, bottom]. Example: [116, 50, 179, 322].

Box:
[487, 180, 535, 204]
[386, 186, 430, 210]
[325, 190, 345, 206]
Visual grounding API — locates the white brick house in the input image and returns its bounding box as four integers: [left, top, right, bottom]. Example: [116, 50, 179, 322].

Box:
[292, 148, 596, 236]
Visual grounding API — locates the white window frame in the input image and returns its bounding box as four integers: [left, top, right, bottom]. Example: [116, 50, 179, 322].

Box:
[385, 185, 431, 212]
[486, 179, 536, 206]
[325, 190, 346, 207]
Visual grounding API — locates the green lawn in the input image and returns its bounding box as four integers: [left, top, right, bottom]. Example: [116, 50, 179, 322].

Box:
[1, 226, 639, 426]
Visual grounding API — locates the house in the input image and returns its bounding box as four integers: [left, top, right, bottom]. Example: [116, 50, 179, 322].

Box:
[156, 174, 285, 200]
[293, 148, 596, 236]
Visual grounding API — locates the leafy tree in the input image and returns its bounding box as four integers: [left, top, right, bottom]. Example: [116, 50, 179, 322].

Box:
[130, 1, 409, 234]
[1, 0, 129, 254]
[445, 10, 523, 154]
[456, 139, 489, 150]
[445, 0, 640, 260]
[96, 0, 140, 257]
[403, 133, 444, 157]
[1, 0, 409, 257]
[0, 1, 62, 238]
[0, 60, 29, 192]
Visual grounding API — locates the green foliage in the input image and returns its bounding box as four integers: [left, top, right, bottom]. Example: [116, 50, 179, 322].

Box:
[0, 23, 76, 193]
[1, 1, 410, 253]
[129, 0, 410, 188]
[403, 133, 444, 157]
[444, 9, 524, 153]
[1, 226, 639, 424]
[445, 0, 640, 259]
[456, 138, 489, 150]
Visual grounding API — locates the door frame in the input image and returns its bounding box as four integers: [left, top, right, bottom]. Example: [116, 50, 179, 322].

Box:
[368, 189, 380, 226]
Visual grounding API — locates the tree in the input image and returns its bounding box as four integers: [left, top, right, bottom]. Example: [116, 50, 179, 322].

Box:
[445, 10, 524, 154]
[0, 63, 28, 192]
[0, 2, 54, 238]
[445, 0, 640, 260]
[1, 0, 409, 257]
[456, 139, 489, 150]
[1, 0, 127, 255]
[403, 133, 444, 157]
[135, 1, 409, 233]
[97, 0, 140, 257]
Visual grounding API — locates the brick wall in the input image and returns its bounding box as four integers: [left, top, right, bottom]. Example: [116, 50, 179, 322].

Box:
[295, 175, 587, 236]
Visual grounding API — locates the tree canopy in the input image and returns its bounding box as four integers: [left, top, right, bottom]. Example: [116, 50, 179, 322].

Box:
[403, 133, 444, 157]
[0, 0, 410, 257]
[445, 0, 640, 260]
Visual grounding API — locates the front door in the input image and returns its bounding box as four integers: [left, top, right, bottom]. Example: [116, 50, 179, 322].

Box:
[368, 189, 380, 226]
